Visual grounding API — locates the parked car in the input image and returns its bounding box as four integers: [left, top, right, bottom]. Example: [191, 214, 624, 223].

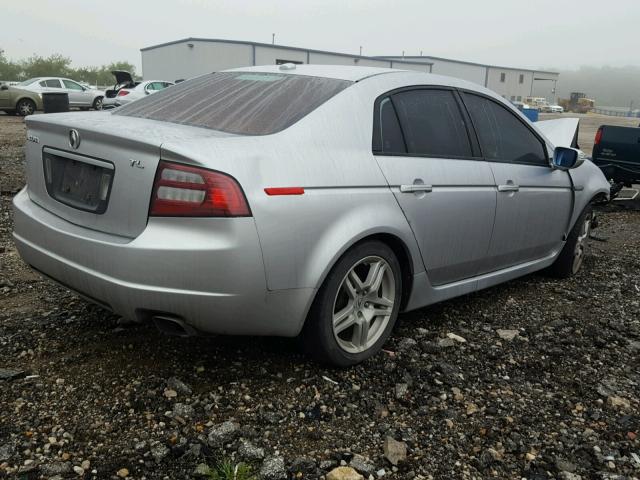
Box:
[18, 77, 104, 110]
[0, 82, 43, 115]
[511, 101, 530, 111]
[102, 71, 173, 109]
[13, 65, 610, 366]
[548, 104, 564, 113]
[591, 125, 640, 186]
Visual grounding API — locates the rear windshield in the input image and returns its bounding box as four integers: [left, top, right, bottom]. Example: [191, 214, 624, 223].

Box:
[18, 78, 40, 86]
[114, 72, 352, 135]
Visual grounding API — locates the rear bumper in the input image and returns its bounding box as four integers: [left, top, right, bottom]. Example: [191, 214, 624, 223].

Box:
[12, 188, 313, 336]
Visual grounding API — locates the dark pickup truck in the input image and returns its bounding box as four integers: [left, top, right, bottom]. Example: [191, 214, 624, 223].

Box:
[591, 125, 640, 186]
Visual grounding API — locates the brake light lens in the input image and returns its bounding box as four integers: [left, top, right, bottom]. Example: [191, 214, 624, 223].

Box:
[594, 127, 603, 146]
[117, 90, 130, 97]
[150, 161, 251, 217]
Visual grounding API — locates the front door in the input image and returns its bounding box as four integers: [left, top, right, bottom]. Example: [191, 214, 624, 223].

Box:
[461, 92, 573, 272]
[373, 88, 497, 286]
[62, 79, 90, 107]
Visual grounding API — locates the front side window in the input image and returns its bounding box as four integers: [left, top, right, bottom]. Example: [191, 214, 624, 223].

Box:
[462, 92, 547, 166]
[115, 72, 351, 135]
[391, 89, 472, 158]
[63, 80, 83, 91]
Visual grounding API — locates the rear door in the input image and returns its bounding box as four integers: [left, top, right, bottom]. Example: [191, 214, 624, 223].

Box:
[461, 92, 573, 271]
[39, 79, 62, 93]
[373, 87, 497, 286]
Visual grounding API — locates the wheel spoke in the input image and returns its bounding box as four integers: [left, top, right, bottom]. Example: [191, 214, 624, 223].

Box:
[363, 260, 386, 292]
[347, 270, 364, 294]
[333, 304, 356, 334]
[343, 274, 359, 299]
[352, 318, 370, 348]
[366, 293, 393, 307]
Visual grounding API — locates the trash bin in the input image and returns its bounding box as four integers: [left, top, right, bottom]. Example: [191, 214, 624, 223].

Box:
[521, 108, 539, 122]
[42, 92, 69, 113]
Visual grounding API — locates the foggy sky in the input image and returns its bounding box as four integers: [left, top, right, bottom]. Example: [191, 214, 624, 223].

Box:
[4, 0, 640, 73]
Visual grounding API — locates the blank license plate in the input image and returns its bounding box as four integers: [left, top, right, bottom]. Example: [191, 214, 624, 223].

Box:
[43, 151, 114, 214]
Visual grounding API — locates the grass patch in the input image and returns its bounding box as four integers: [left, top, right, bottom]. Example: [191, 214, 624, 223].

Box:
[199, 459, 256, 480]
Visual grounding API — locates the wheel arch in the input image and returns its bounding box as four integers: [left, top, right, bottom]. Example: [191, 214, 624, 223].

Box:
[303, 229, 420, 328]
[16, 96, 37, 109]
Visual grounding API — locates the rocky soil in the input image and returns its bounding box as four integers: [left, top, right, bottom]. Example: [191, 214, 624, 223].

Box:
[1, 113, 639, 479]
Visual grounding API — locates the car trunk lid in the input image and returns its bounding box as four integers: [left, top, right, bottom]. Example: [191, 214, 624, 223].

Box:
[24, 112, 233, 238]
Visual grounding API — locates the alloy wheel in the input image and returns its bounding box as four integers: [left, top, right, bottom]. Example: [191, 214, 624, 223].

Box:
[332, 256, 395, 354]
[572, 214, 592, 274]
[18, 101, 34, 116]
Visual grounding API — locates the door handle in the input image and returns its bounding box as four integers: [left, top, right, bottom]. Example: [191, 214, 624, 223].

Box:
[497, 184, 520, 192]
[400, 184, 433, 193]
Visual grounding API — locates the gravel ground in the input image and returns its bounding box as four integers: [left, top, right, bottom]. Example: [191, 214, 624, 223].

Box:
[1, 114, 639, 480]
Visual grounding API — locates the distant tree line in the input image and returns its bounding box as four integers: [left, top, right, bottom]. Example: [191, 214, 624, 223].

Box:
[0, 49, 138, 86]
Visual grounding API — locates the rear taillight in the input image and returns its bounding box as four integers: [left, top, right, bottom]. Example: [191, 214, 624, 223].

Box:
[594, 127, 603, 146]
[149, 161, 251, 217]
[117, 90, 130, 97]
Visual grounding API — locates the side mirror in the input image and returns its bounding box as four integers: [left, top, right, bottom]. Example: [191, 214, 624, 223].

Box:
[552, 147, 585, 170]
[0, 85, 8, 91]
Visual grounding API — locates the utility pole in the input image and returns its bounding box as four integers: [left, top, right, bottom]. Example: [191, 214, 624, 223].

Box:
[272, 33, 275, 45]
[359, 46, 362, 56]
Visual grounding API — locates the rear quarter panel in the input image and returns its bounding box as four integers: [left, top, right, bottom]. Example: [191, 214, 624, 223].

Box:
[160, 74, 428, 292]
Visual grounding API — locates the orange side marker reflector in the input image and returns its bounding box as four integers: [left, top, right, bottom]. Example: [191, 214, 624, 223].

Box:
[264, 187, 305, 196]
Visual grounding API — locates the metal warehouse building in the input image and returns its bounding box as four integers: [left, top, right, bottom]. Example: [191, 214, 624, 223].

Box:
[141, 38, 559, 101]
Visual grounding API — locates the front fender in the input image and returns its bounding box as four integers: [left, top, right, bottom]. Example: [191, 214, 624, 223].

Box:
[568, 160, 610, 228]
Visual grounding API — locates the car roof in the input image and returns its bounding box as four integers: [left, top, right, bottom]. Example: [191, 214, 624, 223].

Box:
[224, 65, 489, 93]
[225, 64, 407, 82]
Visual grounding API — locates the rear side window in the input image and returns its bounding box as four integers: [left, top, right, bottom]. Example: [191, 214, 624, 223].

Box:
[42, 79, 62, 88]
[391, 89, 472, 158]
[115, 72, 352, 135]
[372, 97, 406, 154]
[463, 93, 547, 165]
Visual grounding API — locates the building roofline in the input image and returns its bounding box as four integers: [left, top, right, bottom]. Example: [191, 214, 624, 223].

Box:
[140, 37, 434, 67]
[376, 55, 558, 75]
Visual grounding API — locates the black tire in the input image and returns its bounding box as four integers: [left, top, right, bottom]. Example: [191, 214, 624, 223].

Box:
[548, 205, 593, 278]
[92, 96, 103, 110]
[301, 240, 402, 367]
[16, 98, 36, 116]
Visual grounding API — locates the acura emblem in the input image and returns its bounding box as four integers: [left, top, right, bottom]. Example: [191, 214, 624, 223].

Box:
[69, 129, 81, 149]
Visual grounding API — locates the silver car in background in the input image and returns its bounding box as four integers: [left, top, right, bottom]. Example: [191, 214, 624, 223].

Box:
[13, 65, 610, 366]
[102, 71, 173, 109]
[17, 77, 104, 110]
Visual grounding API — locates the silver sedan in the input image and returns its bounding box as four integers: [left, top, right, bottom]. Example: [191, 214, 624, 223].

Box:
[13, 65, 610, 366]
[17, 77, 105, 110]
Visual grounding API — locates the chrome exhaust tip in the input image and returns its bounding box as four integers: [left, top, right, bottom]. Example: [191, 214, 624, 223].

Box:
[152, 315, 197, 337]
